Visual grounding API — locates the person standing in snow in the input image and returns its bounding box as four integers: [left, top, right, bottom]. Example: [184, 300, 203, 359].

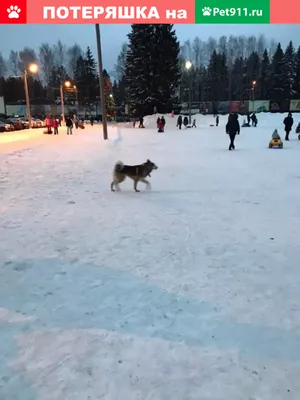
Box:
[161, 116, 166, 129]
[139, 117, 144, 128]
[45, 115, 52, 134]
[226, 113, 240, 150]
[65, 116, 73, 135]
[156, 117, 161, 128]
[216, 115, 219, 127]
[283, 112, 294, 141]
[157, 119, 164, 133]
[192, 119, 196, 128]
[251, 113, 257, 127]
[177, 115, 182, 130]
[247, 112, 251, 125]
[52, 118, 59, 135]
[73, 115, 79, 129]
[183, 116, 188, 128]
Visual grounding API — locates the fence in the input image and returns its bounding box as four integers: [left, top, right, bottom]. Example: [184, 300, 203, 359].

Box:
[5, 104, 101, 117]
[5, 100, 300, 117]
[196, 100, 300, 114]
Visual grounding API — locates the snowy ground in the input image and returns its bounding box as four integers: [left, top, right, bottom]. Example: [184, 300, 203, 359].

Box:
[1, 113, 300, 400]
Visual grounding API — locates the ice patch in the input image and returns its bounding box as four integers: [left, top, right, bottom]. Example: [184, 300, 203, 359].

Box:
[0, 308, 33, 323]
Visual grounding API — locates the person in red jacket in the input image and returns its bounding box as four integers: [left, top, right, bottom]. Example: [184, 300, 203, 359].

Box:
[45, 115, 51, 134]
[52, 118, 59, 135]
[157, 119, 164, 133]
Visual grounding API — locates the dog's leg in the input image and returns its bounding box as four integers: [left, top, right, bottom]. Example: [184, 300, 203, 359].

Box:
[134, 179, 140, 192]
[140, 178, 151, 190]
[111, 181, 115, 192]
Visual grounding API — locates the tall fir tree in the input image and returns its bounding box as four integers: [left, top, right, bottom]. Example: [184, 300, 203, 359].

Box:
[294, 46, 300, 98]
[124, 24, 181, 116]
[103, 70, 115, 117]
[74, 47, 98, 104]
[269, 43, 289, 101]
[258, 49, 270, 99]
[206, 51, 228, 101]
[284, 41, 296, 98]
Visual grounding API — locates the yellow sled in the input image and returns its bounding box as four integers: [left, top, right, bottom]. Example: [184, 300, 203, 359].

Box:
[269, 138, 283, 148]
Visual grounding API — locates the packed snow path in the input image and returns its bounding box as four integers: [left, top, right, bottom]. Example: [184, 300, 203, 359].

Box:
[1, 115, 300, 399]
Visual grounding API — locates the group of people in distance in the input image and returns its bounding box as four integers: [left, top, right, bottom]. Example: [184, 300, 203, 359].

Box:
[226, 111, 299, 150]
[176, 115, 197, 129]
[44, 114, 85, 135]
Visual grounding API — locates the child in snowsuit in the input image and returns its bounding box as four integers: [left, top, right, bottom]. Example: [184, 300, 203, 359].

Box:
[192, 119, 196, 128]
[183, 116, 188, 128]
[177, 115, 182, 129]
[272, 129, 281, 139]
[157, 119, 164, 133]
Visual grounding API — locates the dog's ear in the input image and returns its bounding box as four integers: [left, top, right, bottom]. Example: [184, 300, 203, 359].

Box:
[146, 159, 150, 163]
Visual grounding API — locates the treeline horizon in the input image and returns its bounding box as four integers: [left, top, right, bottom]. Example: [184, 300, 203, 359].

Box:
[0, 32, 300, 113]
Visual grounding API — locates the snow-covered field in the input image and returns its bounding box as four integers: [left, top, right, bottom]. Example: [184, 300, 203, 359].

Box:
[1, 113, 300, 400]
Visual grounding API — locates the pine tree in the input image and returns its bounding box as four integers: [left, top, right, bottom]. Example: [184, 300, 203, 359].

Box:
[124, 24, 181, 116]
[231, 57, 244, 100]
[206, 51, 228, 101]
[74, 47, 98, 104]
[258, 49, 270, 99]
[284, 41, 296, 98]
[294, 46, 300, 98]
[103, 70, 115, 117]
[269, 43, 289, 101]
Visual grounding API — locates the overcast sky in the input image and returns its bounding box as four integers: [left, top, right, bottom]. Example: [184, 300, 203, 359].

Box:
[1, 24, 299, 74]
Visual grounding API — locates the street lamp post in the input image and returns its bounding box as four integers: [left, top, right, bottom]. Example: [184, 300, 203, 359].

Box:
[24, 63, 38, 129]
[251, 80, 256, 112]
[185, 61, 192, 124]
[95, 24, 108, 140]
[60, 83, 65, 122]
[73, 85, 78, 106]
[60, 80, 71, 122]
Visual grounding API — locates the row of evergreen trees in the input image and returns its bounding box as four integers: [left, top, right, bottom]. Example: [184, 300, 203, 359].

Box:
[179, 42, 300, 104]
[1, 26, 300, 117]
[114, 26, 300, 115]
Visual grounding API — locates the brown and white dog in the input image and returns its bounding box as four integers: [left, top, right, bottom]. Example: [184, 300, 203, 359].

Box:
[111, 159, 158, 192]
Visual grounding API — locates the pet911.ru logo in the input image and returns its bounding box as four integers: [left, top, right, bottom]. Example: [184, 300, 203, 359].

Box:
[202, 7, 263, 17]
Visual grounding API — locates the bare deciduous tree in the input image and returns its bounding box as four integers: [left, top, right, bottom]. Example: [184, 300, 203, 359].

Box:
[53, 40, 66, 67]
[269, 39, 277, 57]
[9, 50, 19, 76]
[245, 35, 257, 58]
[18, 47, 37, 73]
[114, 43, 127, 80]
[67, 44, 83, 77]
[39, 43, 55, 85]
[218, 36, 227, 55]
[192, 37, 202, 68]
[257, 34, 266, 57]
[0, 53, 7, 77]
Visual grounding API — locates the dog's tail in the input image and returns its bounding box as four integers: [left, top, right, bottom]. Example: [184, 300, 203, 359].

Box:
[114, 161, 124, 172]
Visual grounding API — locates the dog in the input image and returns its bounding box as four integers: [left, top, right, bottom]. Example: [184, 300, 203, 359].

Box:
[111, 159, 158, 192]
